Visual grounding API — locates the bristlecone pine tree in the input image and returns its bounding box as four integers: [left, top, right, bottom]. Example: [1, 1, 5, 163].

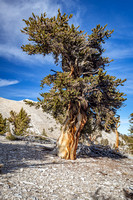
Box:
[8, 108, 31, 136]
[0, 113, 6, 135]
[21, 9, 126, 160]
[129, 113, 133, 134]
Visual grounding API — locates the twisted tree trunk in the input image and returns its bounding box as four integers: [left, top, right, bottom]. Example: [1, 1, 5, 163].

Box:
[115, 121, 120, 150]
[115, 128, 119, 150]
[57, 101, 87, 160]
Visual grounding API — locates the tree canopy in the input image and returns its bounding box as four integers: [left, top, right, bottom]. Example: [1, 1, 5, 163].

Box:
[21, 9, 127, 159]
[22, 9, 126, 131]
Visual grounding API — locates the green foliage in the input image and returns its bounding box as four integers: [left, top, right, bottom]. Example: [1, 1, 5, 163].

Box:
[128, 113, 133, 134]
[0, 113, 6, 135]
[21, 10, 114, 75]
[121, 134, 133, 154]
[6, 132, 16, 140]
[22, 10, 126, 133]
[42, 128, 47, 136]
[48, 127, 54, 132]
[8, 108, 31, 136]
[80, 117, 93, 141]
[101, 138, 109, 146]
[119, 140, 124, 146]
[39, 69, 126, 131]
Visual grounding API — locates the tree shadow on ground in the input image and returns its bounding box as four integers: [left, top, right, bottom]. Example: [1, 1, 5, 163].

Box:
[90, 187, 115, 200]
[77, 143, 127, 160]
[90, 188, 133, 200]
[0, 139, 127, 174]
[0, 140, 58, 174]
[123, 189, 133, 200]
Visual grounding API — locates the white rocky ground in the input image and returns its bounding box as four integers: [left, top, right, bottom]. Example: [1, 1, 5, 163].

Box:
[0, 135, 133, 200]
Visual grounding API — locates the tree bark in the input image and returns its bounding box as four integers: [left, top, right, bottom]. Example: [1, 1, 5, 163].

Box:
[115, 121, 120, 150]
[57, 101, 87, 160]
[115, 128, 119, 150]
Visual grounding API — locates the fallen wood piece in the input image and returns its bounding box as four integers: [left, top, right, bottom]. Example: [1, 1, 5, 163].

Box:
[42, 146, 54, 151]
[0, 164, 4, 173]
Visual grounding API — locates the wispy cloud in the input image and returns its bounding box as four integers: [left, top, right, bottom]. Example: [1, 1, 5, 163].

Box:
[0, 0, 60, 64]
[0, 0, 82, 65]
[0, 87, 40, 100]
[0, 79, 19, 87]
[123, 80, 133, 95]
[0, 44, 54, 66]
[118, 118, 129, 134]
[120, 118, 129, 124]
[106, 48, 133, 60]
[104, 41, 133, 60]
[107, 64, 131, 72]
[11, 90, 40, 99]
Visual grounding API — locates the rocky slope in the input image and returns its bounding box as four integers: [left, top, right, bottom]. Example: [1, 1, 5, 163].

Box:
[0, 97, 60, 139]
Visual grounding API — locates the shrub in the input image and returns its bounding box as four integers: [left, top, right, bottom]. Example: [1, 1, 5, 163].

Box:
[8, 108, 31, 136]
[101, 138, 109, 146]
[0, 113, 6, 135]
[6, 132, 16, 140]
[48, 127, 54, 132]
[122, 134, 133, 154]
[42, 128, 47, 136]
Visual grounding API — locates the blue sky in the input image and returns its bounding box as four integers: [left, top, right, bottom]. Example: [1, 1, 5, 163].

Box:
[0, 0, 133, 135]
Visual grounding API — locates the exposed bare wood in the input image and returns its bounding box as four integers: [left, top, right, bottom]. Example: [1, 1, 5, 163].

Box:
[115, 120, 120, 150]
[82, 69, 99, 75]
[57, 101, 87, 160]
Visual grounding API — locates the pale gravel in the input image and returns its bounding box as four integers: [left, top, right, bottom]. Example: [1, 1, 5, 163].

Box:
[0, 136, 133, 200]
